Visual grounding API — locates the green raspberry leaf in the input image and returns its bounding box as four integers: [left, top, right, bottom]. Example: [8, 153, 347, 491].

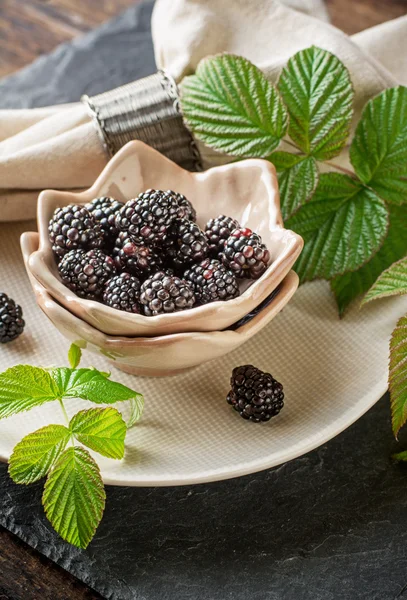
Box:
[0, 365, 59, 420]
[350, 86, 407, 205]
[70, 408, 126, 460]
[278, 46, 354, 160]
[287, 173, 389, 283]
[331, 204, 407, 316]
[51, 367, 143, 407]
[389, 314, 407, 437]
[392, 451, 407, 462]
[362, 257, 407, 305]
[9, 424, 70, 484]
[126, 393, 145, 429]
[269, 151, 318, 219]
[68, 344, 82, 369]
[43, 446, 106, 549]
[180, 53, 288, 157]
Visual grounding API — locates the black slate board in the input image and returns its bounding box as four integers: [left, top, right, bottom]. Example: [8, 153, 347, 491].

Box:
[2, 3, 407, 599]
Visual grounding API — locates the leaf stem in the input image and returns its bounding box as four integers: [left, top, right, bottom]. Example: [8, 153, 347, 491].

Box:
[324, 160, 356, 178]
[58, 398, 69, 426]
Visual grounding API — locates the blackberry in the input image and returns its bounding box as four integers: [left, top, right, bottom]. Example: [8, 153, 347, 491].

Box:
[115, 189, 182, 245]
[221, 227, 270, 279]
[113, 232, 163, 280]
[166, 218, 209, 270]
[0, 293, 25, 343]
[140, 271, 195, 316]
[170, 191, 196, 222]
[87, 196, 124, 247]
[48, 204, 104, 258]
[227, 365, 284, 422]
[205, 215, 240, 257]
[184, 258, 240, 304]
[58, 249, 116, 299]
[103, 273, 141, 313]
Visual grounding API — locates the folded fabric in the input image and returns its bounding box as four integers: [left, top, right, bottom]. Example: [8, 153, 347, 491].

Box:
[0, 0, 406, 222]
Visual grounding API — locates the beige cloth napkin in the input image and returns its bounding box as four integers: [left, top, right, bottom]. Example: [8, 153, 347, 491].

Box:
[0, 0, 406, 222]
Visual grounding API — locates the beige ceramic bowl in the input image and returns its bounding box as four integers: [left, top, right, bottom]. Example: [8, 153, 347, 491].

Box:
[22, 232, 299, 377]
[28, 141, 303, 337]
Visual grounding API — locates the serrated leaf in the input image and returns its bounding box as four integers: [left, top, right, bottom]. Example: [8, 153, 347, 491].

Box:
[180, 53, 288, 157]
[269, 151, 318, 219]
[68, 344, 82, 369]
[278, 46, 354, 160]
[126, 393, 145, 429]
[392, 450, 407, 462]
[389, 314, 407, 437]
[9, 424, 70, 484]
[70, 408, 126, 459]
[43, 446, 105, 549]
[0, 365, 59, 419]
[350, 86, 407, 205]
[362, 257, 407, 305]
[331, 204, 407, 315]
[51, 367, 143, 406]
[287, 173, 389, 282]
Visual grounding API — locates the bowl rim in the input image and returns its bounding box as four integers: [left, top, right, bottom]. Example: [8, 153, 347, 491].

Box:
[34, 141, 303, 332]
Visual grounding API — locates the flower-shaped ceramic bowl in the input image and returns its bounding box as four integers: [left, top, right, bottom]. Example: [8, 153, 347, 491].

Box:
[28, 141, 303, 337]
[22, 232, 299, 377]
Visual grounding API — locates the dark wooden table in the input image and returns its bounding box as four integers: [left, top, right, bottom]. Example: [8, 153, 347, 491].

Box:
[0, 1, 406, 598]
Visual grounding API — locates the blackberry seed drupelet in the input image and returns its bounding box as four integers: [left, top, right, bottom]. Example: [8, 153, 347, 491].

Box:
[0, 293, 25, 343]
[113, 232, 163, 280]
[140, 271, 196, 316]
[221, 227, 270, 279]
[87, 196, 124, 247]
[184, 258, 240, 304]
[58, 249, 116, 300]
[48, 204, 104, 258]
[171, 191, 197, 222]
[205, 215, 240, 258]
[167, 218, 209, 271]
[103, 273, 141, 313]
[227, 365, 284, 422]
[115, 189, 184, 246]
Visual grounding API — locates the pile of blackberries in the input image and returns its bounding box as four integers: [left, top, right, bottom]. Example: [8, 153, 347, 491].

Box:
[48, 190, 271, 316]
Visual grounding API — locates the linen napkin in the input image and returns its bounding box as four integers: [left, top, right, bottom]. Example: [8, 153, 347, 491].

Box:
[0, 0, 406, 222]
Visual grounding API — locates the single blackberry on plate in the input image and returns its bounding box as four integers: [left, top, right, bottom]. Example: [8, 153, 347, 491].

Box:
[140, 271, 195, 316]
[205, 215, 240, 257]
[221, 227, 270, 279]
[48, 204, 104, 258]
[166, 218, 209, 271]
[227, 365, 284, 422]
[103, 273, 141, 313]
[184, 258, 240, 304]
[113, 231, 163, 279]
[0, 293, 25, 343]
[58, 248, 116, 299]
[170, 191, 196, 222]
[115, 189, 182, 245]
[87, 196, 124, 247]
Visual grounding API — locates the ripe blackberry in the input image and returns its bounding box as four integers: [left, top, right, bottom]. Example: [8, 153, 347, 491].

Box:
[205, 215, 240, 257]
[171, 191, 196, 222]
[184, 258, 240, 304]
[0, 293, 25, 343]
[140, 271, 196, 316]
[103, 273, 141, 313]
[221, 228, 270, 279]
[48, 204, 104, 258]
[87, 196, 124, 246]
[115, 189, 182, 245]
[166, 218, 209, 270]
[227, 365, 284, 422]
[113, 232, 163, 280]
[58, 249, 116, 299]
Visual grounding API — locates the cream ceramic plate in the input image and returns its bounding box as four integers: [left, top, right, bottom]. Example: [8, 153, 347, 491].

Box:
[1, 220, 407, 486]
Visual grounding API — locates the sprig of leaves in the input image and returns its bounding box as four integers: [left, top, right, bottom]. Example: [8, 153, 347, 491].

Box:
[1, 344, 144, 549]
[180, 49, 407, 314]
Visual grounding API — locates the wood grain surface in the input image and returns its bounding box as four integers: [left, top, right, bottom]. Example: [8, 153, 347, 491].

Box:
[0, 1, 405, 599]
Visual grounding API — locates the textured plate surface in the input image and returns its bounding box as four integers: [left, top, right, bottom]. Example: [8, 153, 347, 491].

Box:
[1, 220, 407, 485]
